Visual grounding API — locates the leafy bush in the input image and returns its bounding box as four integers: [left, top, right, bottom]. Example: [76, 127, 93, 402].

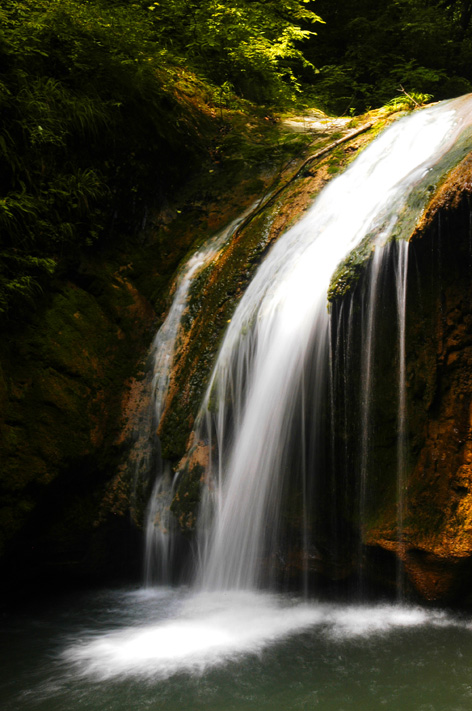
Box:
[142, 0, 322, 103]
[305, 0, 472, 113]
[0, 0, 211, 317]
[0, 0, 323, 319]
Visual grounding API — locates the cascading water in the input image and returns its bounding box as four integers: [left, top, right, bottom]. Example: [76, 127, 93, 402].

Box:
[394, 239, 409, 596]
[357, 246, 384, 594]
[141, 247, 215, 585]
[195, 94, 472, 593]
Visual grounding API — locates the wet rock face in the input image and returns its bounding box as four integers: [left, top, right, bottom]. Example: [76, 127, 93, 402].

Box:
[163, 147, 472, 604]
[162, 145, 472, 603]
[360, 165, 472, 603]
[404, 201, 472, 601]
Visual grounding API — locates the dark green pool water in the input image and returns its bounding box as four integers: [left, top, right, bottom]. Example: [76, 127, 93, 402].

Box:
[1, 587, 472, 710]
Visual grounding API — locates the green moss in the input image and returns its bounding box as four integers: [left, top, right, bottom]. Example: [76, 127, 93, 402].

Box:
[328, 236, 376, 301]
[158, 208, 277, 462]
[0, 259, 155, 559]
[170, 463, 205, 534]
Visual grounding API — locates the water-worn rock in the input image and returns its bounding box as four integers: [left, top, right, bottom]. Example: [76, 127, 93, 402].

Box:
[153, 118, 472, 604]
[359, 154, 472, 603]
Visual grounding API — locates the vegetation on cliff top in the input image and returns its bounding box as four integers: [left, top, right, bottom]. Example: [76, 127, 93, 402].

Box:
[308, 0, 472, 113]
[0, 0, 322, 321]
[4, 0, 472, 323]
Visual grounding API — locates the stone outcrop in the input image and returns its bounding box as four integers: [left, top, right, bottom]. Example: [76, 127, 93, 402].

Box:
[0, 261, 156, 592]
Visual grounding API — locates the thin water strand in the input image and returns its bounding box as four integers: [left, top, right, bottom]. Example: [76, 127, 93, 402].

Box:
[395, 240, 410, 598]
[357, 246, 384, 594]
[141, 208, 256, 584]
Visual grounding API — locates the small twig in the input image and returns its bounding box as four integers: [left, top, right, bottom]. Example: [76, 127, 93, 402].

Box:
[398, 85, 420, 108]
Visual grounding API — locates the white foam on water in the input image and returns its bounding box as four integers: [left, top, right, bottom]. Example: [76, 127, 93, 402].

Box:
[61, 592, 460, 680]
[321, 603, 452, 640]
[63, 591, 321, 679]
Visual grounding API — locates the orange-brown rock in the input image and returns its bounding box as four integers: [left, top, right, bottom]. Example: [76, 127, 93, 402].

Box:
[363, 151, 472, 603]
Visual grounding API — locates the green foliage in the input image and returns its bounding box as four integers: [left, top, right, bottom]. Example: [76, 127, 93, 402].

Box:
[305, 0, 472, 113]
[0, 0, 201, 317]
[141, 0, 323, 103]
[0, 0, 323, 319]
[386, 90, 434, 111]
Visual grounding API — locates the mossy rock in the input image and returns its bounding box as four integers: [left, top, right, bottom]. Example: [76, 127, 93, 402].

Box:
[0, 261, 155, 574]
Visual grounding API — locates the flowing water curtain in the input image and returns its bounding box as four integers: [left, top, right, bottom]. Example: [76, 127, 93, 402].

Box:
[139, 209, 257, 585]
[330, 239, 411, 596]
[143, 250, 216, 586]
[191, 95, 472, 595]
[395, 239, 410, 597]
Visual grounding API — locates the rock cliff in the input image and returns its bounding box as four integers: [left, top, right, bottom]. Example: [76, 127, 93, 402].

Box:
[360, 153, 472, 603]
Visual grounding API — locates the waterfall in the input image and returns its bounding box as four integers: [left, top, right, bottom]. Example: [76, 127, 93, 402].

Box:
[191, 95, 472, 593]
[143, 251, 213, 586]
[357, 246, 384, 594]
[339, 239, 410, 597]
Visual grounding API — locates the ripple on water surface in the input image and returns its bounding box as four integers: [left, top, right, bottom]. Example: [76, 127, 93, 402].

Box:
[2, 587, 472, 711]
[0, 589, 472, 711]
